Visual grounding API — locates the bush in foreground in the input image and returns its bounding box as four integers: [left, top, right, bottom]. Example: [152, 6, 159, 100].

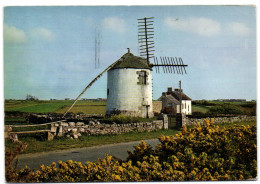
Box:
[6, 119, 256, 182]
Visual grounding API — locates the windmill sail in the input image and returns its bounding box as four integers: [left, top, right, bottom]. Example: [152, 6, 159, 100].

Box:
[138, 17, 155, 65]
[138, 17, 188, 74]
[151, 57, 188, 74]
[62, 59, 120, 118]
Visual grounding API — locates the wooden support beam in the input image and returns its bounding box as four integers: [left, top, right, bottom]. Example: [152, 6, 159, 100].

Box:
[9, 130, 51, 134]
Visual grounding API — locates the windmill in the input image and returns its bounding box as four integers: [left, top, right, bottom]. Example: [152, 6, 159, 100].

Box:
[62, 17, 188, 118]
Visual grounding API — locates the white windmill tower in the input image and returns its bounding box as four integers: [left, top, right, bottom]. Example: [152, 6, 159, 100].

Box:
[106, 49, 153, 118]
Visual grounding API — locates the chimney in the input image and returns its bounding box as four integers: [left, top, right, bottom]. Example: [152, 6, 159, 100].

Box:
[167, 87, 172, 93]
[162, 92, 166, 96]
[175, 88, 183, 92]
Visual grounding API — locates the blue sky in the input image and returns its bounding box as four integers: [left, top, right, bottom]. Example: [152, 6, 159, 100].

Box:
[4, 6, 256, 100]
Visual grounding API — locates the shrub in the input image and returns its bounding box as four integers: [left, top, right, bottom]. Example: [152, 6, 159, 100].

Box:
[106, 114, 156, 124]
[6, 120, 256, 182]
[208, 104, 243, 115]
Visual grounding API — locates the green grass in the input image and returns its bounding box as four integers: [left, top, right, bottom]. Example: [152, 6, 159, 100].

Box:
[5, 118, 28, 125]
[207, 101, 252, 105]
[5, 101, 72, 113]
[5, 100, 107, 114]
[192, 105, 209, 113]
[55, 104, 106, 114]
[5, 129, 179, 154]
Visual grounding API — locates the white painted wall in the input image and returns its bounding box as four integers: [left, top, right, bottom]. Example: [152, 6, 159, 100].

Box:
[176, 100, 192, 115]
[106, 68, 153, 118]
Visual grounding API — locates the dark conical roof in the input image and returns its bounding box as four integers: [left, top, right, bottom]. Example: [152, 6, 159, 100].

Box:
[110, 52, 152, 70]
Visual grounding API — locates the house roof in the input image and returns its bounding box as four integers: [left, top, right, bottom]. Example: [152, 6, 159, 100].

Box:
[165, 95, 181, 105]
[158, 89, 192, 102]
[171, 91, 192, 101]
[110, 52, 152, 70]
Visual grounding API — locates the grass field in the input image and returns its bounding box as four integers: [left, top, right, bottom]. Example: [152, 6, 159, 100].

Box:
[5, 100, 106, 114]
[192, 105, 209, 113]
[6, 100, 254, 115]
[54, 104, 106, 114]
[192, 100, 256, 115]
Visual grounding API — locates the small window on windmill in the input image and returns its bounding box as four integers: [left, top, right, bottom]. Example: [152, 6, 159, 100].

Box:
[139, 71, 147, 85]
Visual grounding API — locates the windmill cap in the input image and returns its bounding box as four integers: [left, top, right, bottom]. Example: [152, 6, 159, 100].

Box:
[110, 52, 152, 70]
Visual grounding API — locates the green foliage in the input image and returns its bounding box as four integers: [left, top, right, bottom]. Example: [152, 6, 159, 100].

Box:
[6, 120, 256, 182]
[105, 114, 157, 124]
[208, 104, 243, 114]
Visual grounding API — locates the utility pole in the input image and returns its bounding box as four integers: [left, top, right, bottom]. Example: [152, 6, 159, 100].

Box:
[179, 80, 182, 114]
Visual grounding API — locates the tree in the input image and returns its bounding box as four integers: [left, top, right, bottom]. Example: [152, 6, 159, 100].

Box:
[26, 94, 38, 101]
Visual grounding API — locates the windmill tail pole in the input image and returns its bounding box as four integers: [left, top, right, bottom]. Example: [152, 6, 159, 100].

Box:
[62, 60, 119, 118]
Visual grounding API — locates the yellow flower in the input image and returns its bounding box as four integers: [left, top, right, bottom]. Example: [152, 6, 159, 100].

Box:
[112, 174, 121, 181]
[165, 136, 170, 142]
[159, 135, 165, 142]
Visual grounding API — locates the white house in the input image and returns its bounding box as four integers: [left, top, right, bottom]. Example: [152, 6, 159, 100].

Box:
[106, 51, 153, 118]
[160, 87, 192, 115]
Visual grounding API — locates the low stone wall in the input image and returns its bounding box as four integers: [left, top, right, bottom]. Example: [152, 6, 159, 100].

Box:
[184, 115, 256, 126]
[28, 113, 104, 124]
[49, 119, 167, 139]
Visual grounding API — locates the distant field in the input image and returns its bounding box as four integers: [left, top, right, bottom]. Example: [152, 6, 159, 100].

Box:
[192, 100, 256, 115]
[55, 104, 106, 114]
[5, 100, 106, 114]
[192, 105, 209, 113]
[207, 101, 251, 105]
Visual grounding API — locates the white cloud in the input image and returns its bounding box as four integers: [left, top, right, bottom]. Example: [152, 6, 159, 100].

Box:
[227, 22, 250, 36]
[30, 27, 55, 41]
[164, 17, 221, 37]
[4, 24, 27, 44]
[102, 16, 126, 33]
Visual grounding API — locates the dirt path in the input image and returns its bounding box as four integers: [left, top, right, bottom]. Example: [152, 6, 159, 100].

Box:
[16, 139, 160, 170]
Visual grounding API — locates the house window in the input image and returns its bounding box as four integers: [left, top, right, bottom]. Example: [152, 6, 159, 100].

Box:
[168, 103, 173, 107]
[107, 88, 109, 96]
[139, 71, 147, 85]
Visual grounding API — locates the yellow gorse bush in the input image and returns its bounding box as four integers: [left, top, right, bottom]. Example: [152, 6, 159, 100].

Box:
[6, 119, 256, 182]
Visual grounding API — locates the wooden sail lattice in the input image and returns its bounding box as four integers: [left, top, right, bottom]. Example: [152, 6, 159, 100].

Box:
[138, 17, 188, 74]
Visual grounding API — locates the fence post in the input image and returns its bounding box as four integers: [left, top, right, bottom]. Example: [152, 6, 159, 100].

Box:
[48, 132, 55, 141]
[4, 125, 12, 139]
[158, 113, 168, 129]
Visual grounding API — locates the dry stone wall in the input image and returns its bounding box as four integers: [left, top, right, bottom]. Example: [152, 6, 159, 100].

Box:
[49, 120, 167, 139]
[184, 115, 256, 126]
